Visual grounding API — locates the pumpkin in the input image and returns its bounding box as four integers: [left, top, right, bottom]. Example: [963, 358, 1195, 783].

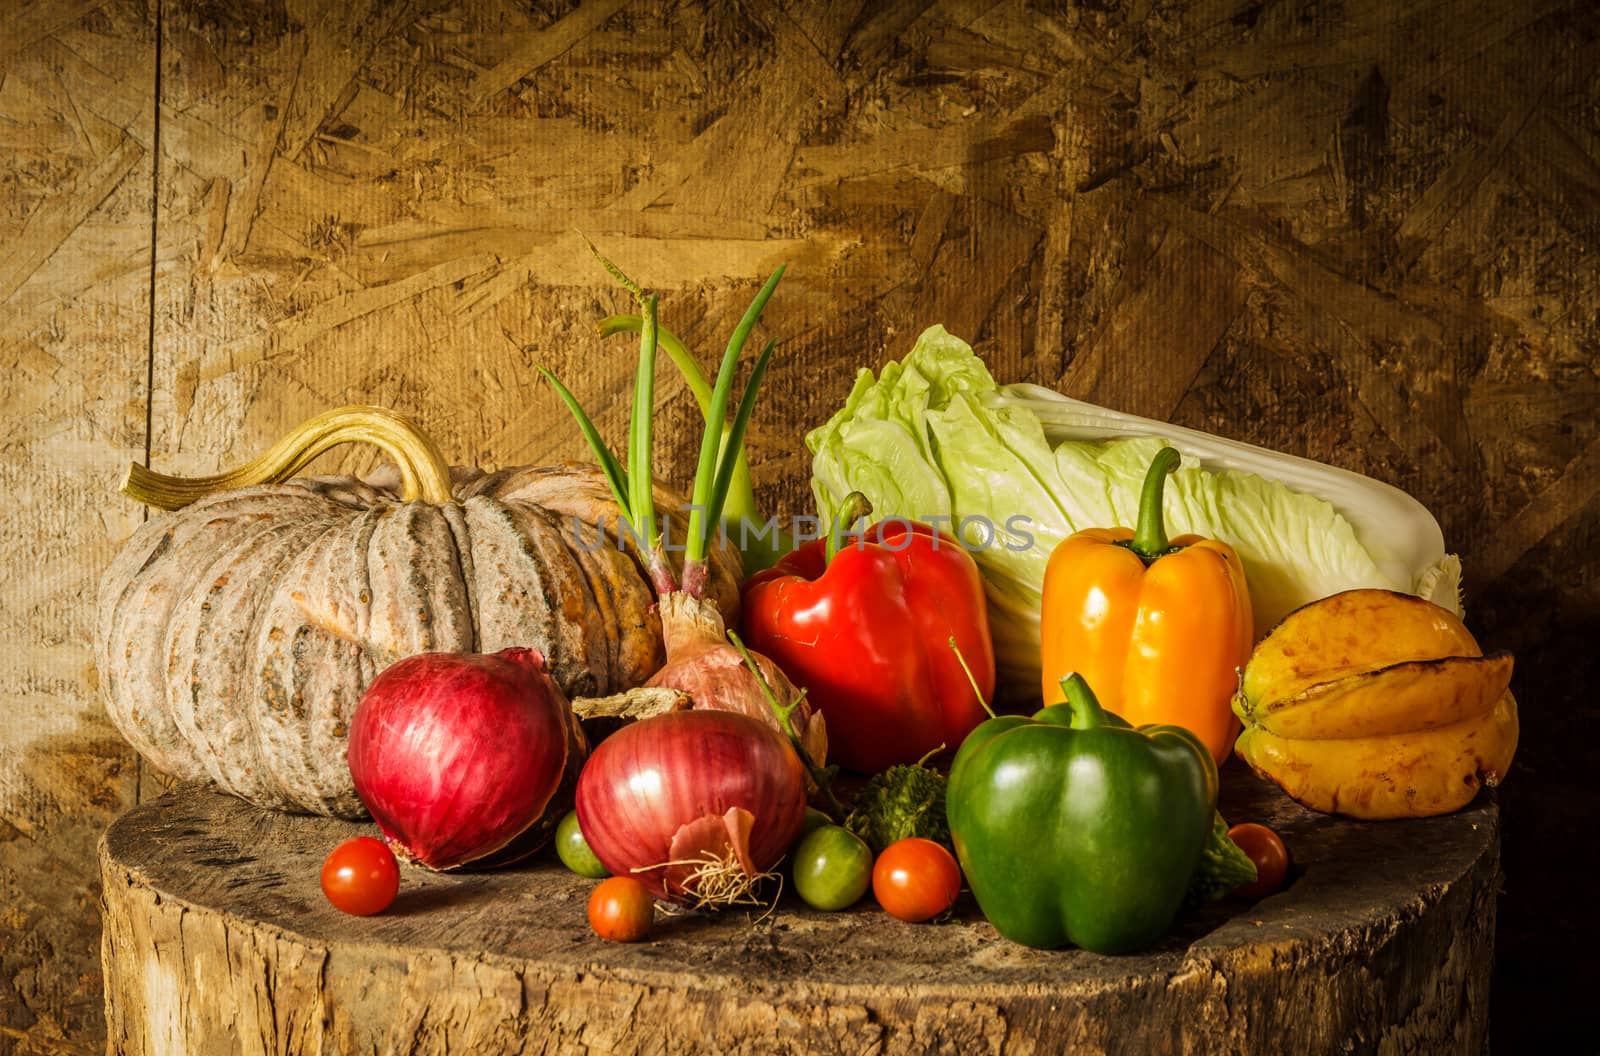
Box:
[96, 407, 741, 818]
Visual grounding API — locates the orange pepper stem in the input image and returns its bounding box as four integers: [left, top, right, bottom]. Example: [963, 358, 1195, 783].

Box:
[1128, 446, 1183, 562]
[825, 491, 873, 564]
[1060, 673, 1109, 731]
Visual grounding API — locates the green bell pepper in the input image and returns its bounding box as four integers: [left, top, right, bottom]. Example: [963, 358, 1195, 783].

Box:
[946, 673, 1217, 953]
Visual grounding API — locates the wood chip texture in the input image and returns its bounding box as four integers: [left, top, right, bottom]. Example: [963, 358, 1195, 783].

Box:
[0, 0, 1595, 1051]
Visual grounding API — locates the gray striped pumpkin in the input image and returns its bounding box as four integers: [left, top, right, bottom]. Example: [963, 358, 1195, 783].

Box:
[96, 409, 740, 818]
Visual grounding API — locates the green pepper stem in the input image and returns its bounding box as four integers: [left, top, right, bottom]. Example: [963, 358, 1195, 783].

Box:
[948, 636, 996, 719]
[1129, 446, 1182, 561]
[1059, 673, 1109, 731]
[825, 492, 873, 563]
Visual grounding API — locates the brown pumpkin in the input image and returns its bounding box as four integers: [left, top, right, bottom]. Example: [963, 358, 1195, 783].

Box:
[96, 407, 741, 818]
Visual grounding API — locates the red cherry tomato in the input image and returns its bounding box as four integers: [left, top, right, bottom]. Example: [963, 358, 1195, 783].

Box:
[587, 876, 656, 942]
[1228, 823, 1289, 899]
[320, 836, 400, 916]
[872, 837, 961, 922]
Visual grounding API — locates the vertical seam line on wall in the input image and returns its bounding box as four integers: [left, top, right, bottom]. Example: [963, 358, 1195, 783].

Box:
[137, 2, 163, 805]
[145, 4, 161, 476]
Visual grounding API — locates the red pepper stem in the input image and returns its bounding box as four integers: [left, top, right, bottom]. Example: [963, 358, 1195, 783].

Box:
[825, 492, 873, 564]
[1129, 446, 1182, 561]
[1060, 673, 1109, 731]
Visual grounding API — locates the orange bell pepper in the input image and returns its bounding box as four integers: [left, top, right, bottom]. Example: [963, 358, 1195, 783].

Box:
[1039, 447, 1252, 764]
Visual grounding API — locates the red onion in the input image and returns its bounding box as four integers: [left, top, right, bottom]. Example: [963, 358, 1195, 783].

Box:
[575, 708, 806, 905]
[348, 647, 586, 870]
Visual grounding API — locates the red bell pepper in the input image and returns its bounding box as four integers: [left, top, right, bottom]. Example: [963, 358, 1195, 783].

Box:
[740, 499, 996, 774]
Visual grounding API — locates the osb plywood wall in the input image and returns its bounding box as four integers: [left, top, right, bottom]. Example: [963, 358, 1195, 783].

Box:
[1, 0, 1594, 1051]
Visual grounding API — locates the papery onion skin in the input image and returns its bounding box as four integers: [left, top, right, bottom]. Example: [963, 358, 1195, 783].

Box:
[348, 647, 584, 871]
[574, 708, 807, 902]
[647, 591, 828, 767]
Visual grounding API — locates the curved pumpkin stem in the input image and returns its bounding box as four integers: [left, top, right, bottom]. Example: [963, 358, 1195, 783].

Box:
[122, 406, 455, 511]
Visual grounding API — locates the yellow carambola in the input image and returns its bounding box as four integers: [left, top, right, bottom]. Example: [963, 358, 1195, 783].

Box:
[1231, 589, 1518, 820]
[1235, 692, 1518, 819]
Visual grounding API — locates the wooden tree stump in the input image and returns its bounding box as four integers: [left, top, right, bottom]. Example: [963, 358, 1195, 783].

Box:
[100, 768, 1497, 1055]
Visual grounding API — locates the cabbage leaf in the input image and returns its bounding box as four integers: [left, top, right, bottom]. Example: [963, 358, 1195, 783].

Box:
[808, 325, 1459, 701]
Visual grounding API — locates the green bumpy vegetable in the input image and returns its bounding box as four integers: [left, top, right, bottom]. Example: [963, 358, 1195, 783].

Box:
[844, 764, 950, 854]
[947, 674, 1217, 954]
[1184, 812, 1258, 909]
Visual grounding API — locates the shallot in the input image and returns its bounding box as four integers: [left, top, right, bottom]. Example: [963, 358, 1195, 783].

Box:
[542, 254, 826, 758]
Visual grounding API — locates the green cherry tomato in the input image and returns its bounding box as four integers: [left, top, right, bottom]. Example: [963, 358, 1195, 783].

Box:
[800, 806, 833, 839]
[792, 824, 873, 911]
[556, 810, 609, 879]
